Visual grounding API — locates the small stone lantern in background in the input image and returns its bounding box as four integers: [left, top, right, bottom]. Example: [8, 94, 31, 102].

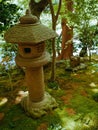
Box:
[4, 9, 58, 118]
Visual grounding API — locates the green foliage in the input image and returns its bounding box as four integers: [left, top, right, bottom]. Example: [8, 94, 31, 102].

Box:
[0, 0, 22, 35]
[0, 63, 24, 91]
[46, 40, 53, 55]
[0, 0, 22, 72]
[62, 0, 98, 57]
[70, 94, 98, 115]
[92, 93, 98, 102]
[1, 42, 17, 62]
[48, 123, 65, 130]
[63, 0, 98, 27]
[0, 105, 38, 130]
[46, 37, 61, 56]
[0, 42, 18, 74]
[0, 104, 62, 130]
[47, 81, 59, 90]
[14, 0, 28, 8]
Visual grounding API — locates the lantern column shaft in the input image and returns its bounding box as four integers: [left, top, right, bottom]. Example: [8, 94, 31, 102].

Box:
[25, 67, 45, 102]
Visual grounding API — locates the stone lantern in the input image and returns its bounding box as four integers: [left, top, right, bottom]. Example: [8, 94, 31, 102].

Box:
[4, 10, 58, 118]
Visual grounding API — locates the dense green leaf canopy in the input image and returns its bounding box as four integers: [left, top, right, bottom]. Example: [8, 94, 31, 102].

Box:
[0, 0, 22, 35]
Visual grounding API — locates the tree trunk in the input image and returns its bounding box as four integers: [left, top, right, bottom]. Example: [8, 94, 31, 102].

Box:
[58, 0, 73, 60]
[29, 0, 48, 19]
[58, 18, 73, 60]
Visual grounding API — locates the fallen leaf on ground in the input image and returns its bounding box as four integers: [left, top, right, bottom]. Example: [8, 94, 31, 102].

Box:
[0, 113, 4, 121]
[66, 108, 76, 116]
[61, 94, 72, 104]
[0, 97, 8, 106]
[80, 90, 88, 97]
[37, 123, 48, 130]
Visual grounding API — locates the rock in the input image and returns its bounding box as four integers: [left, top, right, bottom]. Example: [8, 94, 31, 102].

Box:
[73, 63, 87, 72]
[89, 82, 96, 87]
[79, 63, 87, 69]
[70, 56, 80, 68]
[91, 70, 95, 73]
[15, 96, 23, 104]
[18, 91, 25, 96]
[15, 91, 28, 104]
[0, 97, 8, 106]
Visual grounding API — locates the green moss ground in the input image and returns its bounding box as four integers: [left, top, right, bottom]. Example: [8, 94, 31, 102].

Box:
[0, 58, 98, 130]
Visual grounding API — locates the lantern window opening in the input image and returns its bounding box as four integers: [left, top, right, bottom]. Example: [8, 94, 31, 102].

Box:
[24, 48, 31, 53]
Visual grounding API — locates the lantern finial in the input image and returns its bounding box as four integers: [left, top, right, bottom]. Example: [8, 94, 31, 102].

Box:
[19, 9, 39, 24]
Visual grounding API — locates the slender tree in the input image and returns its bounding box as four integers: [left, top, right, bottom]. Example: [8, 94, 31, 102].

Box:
[48, 0, 62, 81]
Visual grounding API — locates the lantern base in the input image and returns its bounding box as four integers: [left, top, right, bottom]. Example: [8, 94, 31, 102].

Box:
[21, 92, 58, 118]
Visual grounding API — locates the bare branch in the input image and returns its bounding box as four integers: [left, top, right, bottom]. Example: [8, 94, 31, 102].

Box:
[55, 0, 62, 21]
[48, 0, 55, 23]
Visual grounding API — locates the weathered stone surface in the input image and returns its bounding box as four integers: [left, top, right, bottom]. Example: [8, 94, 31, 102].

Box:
[16, 52, 50, 67]
[21, 92, 58, 118]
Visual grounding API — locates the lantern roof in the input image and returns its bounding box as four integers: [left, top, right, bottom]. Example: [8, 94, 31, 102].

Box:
[4, 9, 57, 44]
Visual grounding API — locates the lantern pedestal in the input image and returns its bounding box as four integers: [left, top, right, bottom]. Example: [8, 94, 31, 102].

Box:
[21, 92, 57, 118]
[16, 52, 58, 118]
